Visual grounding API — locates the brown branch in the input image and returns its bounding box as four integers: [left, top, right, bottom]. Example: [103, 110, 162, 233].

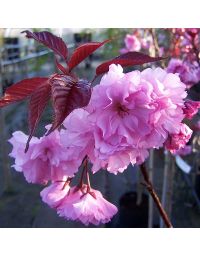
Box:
[140, 163, 173, 228]
[150, 28, 160, 57]
[149, 28, 166, 68]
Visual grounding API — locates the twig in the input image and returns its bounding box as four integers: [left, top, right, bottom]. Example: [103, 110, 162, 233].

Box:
[140, 163, 173, 228]
[150, 28, 160, 57]
[149, 28, 166, 68]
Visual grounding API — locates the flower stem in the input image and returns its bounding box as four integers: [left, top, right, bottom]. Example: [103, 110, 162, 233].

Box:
[85, 158, 91, 192]
[140, 163, 173, 228]
[62, 177, 72, 190]
[78, 157, 88, 188]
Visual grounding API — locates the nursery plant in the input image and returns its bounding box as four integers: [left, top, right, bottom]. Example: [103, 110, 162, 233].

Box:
[1, 30, 200, 227]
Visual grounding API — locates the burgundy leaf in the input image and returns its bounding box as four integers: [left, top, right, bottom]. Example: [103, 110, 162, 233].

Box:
[96, 52, 165, 76]
[68, 40, 110, 71]
[0, 78, 48, 107]
[22, 30, 68, 60]
[47, 75, 91, 134]
[25, 82, 51, 152]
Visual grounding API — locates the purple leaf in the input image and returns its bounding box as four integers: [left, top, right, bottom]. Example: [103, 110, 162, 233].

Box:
[25, 82, 51, 152]
[22, 30, 68, 60]
[47, 74, 91, 134]
[0, 78, 48, 107]
[96, 52, 165, 75]
[68, 40, 110, 71]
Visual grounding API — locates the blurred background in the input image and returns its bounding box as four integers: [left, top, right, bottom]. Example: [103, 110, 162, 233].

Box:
[1, 28, 200, 228]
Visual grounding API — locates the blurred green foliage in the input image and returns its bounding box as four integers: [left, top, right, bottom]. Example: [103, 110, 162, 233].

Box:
[100, 28, 132, 59]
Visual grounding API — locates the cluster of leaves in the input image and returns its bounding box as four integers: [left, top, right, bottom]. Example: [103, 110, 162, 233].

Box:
[0, 30, 163, 151]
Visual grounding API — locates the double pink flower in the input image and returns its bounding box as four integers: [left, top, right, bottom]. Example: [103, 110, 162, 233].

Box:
[41, 182, 117, 226]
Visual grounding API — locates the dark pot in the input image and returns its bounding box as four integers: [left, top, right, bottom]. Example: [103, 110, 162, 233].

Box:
[116, 191, 148, 228]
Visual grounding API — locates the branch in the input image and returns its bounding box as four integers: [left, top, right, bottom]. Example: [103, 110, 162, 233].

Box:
[149, 29, 166, 68]
[140, 163, 173, 228]
[150, 28, 160, 57]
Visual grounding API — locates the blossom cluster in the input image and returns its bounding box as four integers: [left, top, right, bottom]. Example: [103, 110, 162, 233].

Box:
[169, 28, 200, 61]
[120, 29, 200, 88]
[120, 30, 153, 54]
[167, 58, 200, 88]
[166, 29, 200, 88]
[9, 64, 200, 225]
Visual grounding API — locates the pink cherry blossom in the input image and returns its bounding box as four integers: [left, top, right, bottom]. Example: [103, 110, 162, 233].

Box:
[9, 126, 83, 184]
[57, 185, 118, 226]
[8, 131, 50, 184]
[8, 131, 39, 172]
[167, 58, 200, 87]
[120, 34, 141, 54]
[85, 64, 187, 173]
[40, 180, 70, 208]
[164, 123, 193, 153]
[91, 147, 149, 175]
[183, 100, 200, 119]
[125, 34, 141, 51]
[61, 108, 95, 163]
